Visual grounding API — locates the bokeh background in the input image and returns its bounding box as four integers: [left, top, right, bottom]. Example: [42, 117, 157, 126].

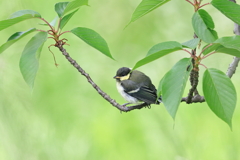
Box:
[0, 0, 240, 160]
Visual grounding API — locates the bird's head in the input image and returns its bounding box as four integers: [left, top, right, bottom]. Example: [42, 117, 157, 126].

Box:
[113, 67, 131, 82]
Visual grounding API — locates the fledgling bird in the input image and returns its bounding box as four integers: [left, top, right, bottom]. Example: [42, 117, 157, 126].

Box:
[113, 67, 161, 106]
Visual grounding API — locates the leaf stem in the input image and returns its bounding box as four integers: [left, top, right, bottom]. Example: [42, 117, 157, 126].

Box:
[202, 51, 216, 59]
[199, 43, 213, 57]
[38, 17, 55, 32]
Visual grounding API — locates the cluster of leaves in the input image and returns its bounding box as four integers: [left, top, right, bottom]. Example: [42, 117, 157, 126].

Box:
[0, 0, 240, 129]
[127, 0, 240, 129]
[0, 0, 113, 88]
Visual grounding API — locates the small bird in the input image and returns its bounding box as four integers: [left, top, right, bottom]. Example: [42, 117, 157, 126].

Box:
[113, 67, 161, 106]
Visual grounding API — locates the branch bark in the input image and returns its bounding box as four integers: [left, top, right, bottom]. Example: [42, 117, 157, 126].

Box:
[55, 41, 149, 112]
[226, 0, 240, 78]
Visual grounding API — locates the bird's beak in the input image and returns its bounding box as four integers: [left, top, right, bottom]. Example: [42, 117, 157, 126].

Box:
[113, 76, 118, 79]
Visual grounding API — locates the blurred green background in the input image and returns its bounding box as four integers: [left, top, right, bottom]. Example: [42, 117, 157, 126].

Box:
[0, 0, 240, 160]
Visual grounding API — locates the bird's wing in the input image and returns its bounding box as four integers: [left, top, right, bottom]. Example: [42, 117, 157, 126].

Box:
[121, 80, 158, 104]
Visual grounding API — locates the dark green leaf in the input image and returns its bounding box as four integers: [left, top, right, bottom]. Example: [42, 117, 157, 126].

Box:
[211, 0, 240, 25]
[214, 36, 240, 51]
[203, 68, 236, 129]
[192, 9, 218, 43]
[132, 41, 182, 70]
[162, 58, 192, 119]
[55, 2, 69, 17]
[0, 28, 36, 54]
[71, 27, 114, 59]
[182, 38, 200, 49]
[127, 0, 170, 26]
[19, 32, 48, 88]
[0, 10, 41, 31]
[60, 9, 78, 29]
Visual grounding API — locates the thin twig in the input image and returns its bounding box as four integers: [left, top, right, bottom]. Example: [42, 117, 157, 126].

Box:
[55, 42, 150, 112]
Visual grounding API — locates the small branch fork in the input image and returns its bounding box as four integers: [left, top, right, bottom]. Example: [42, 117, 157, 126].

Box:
[186, 0, 210, 12]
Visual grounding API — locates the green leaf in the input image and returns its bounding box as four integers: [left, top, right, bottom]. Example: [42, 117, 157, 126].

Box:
[192, 9, 218, 43]
[157, 74, 165, 98]
[0, 28, 36, 54]
[71, 27, 114, 59]
[0, 10, 41, 31]
[63, 0, 88, 16]
[161, 58, 192, 119]
[201, 43, 220, 55]
[215, 46, 240, 57]
[203, 68, 236, 129]
[132, 41, 182, 70]
[19, 32, 48, 88]
[55, 2, 69, 17]
[211, 0, 240, 25]
[60, 9, 78, 29]
[214, 36, 240, 51]
[182, 38, 200, 49]
[55, 0, 88, 17]
[127, 0, 170, 25]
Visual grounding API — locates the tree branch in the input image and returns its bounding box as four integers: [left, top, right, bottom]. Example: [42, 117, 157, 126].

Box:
[55, 42, 150, 112]
[225, 0, 240, 78]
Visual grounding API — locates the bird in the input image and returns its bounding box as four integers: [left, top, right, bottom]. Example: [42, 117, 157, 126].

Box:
[113, 67, 161, 106]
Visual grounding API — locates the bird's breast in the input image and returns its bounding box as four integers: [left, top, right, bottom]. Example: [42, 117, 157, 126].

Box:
[116, 82, 140, 104]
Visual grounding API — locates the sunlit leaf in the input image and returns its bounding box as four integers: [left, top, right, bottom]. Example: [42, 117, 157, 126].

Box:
[127, 0, 170, 26]
[192, 9, 218, 43]
[19, 32, 48, 89]
[182, 38, 200, 49]
[0, 28, 36, 54]
[60, 9, 78, 29]
[132, 41, 182, 70]
[71, 27, 114, 59]
[0, 10, 41, 31]
[203, 68, 236, 129]
[161, 58, 192, 119]
[211, 0, 240, 25]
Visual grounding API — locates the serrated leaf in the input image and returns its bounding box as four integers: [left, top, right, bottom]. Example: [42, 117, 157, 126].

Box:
[60, 9, 78, 29]
[71, 27, 114, 59]
[192, 9, 218, 43]
[211, 0, 240, 25]
[132, 41, 182, 70]
[19, 32, 48, 89]
[0, 10, 41, 31]
[55, 2, 69, 17]
[0, 28, 36, 54]
[161, 58, 192, 119]
[203, 68, 236, 129]
[127, 0, 170, 26]
[182, 38, 200, 49]
[214, 35, 240, 51]
[63, 0, 88, 16]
